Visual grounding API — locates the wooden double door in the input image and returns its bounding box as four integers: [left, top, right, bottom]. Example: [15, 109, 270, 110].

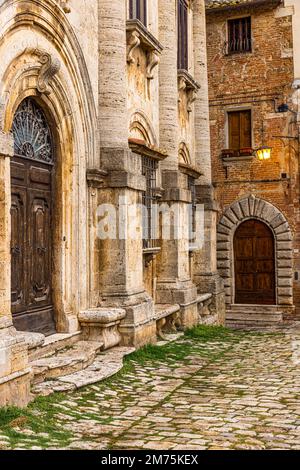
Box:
[234, 219, 276, 305]
[11, 98, 56, 335]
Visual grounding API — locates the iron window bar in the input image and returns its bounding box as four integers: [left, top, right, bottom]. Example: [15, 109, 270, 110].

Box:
[142, 155, 159, 249]
[227, 17, 252, 55]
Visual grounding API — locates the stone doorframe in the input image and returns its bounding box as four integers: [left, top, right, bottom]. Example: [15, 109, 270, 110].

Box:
[217, 195, 294, 309]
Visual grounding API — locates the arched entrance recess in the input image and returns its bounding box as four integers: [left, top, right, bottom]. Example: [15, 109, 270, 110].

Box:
[217, 196, 293, 308]
[11, 97, 55, 335]
[234, 220, 275, 305]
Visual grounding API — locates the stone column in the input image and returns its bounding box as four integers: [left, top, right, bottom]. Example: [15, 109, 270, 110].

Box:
[156, 0, 198, 328]
[85, 0, 155, 348]
[192, 0, 225, 324]
[0, 130, 30, 407]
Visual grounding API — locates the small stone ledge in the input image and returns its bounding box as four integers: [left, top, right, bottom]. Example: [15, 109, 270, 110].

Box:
[79, 308, 126, 351]
[0, 368, 31, 386]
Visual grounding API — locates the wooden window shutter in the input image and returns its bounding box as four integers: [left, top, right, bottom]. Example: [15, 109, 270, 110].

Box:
[229, 112, 241, 150]
[240, 110, 251, 148]
[228, 110, 252, 151]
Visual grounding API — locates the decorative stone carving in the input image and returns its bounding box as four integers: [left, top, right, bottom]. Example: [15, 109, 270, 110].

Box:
[34, 50, 61, 95]
[178, 69, 201, 113]
[59, 1, 71, 13]
[127, 31, 141, 64]
[126, 19, 163, 80]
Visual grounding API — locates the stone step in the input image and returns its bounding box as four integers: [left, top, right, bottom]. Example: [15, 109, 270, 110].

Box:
[229, 304, 280, 313]
[30, 340, 103, 385]
[226, 311, 283, 323]
[31, 346, 135, 397]
[226, 321, 283, 329]
[28, 332, 82, 361]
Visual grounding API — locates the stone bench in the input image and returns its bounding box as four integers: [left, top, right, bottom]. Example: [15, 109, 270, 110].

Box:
[154, 304, 181, 340]
[197, 293, 213, 323]
[79, 308, 126, 350]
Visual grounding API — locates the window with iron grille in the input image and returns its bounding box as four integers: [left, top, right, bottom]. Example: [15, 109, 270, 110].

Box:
[188, 176, 196, 244]
[142, 156, 158, 249]
[178, 0, 188, 70]
[129, 0, 147, 27]
[227, 17, 251, 54]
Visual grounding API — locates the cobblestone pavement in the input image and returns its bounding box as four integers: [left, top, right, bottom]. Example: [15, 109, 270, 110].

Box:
[1, 326, 300, 450]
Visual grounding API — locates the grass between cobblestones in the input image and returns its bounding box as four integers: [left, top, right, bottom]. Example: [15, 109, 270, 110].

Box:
[0, 325, 281, 450]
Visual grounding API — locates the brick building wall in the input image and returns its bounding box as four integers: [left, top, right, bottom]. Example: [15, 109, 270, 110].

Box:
[206, 0, 300, 313]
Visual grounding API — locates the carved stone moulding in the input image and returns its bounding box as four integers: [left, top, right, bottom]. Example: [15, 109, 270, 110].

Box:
[178, 69, 201, 113]
[126, 19, 163, 79]
[23, 48, 61, 96]
[58, 0, 71, 13]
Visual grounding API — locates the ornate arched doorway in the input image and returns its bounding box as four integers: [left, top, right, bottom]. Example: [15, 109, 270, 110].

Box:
[11, 98, 56, 335]
[234, 220, 276, 305]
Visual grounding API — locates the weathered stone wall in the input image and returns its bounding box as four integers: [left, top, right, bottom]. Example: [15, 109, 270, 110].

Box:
[0, 0, 221, 406]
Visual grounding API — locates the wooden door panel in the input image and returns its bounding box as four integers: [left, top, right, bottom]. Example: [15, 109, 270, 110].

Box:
[236, 273, 254, 291]
[256, 273, 273, 291]
[234, 220, 275, 305]
[11, 188, 26, 313]
[28, 193, 52, 307]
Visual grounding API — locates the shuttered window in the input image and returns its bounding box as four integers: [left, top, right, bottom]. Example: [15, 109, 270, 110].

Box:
[129, 0, 147, 27]
[178, 0, 188, 70]
[228, 17, 252, 54]
[228, 110, 252, 150]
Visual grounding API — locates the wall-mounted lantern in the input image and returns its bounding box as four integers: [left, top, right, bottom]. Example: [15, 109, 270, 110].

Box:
[256, 145, 272, 161]
[256, 121, 272, 161]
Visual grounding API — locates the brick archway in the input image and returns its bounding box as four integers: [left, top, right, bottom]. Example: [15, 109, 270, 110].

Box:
[217, 196, 293, 308]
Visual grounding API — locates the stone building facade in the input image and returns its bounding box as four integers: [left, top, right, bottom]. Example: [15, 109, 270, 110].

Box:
[206, 0, 300, 325]
[0, 0, 224, 407]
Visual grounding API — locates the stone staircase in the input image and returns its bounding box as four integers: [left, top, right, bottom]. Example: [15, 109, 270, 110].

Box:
[16, 331, 135, 397]
[226, 304, 283, 329]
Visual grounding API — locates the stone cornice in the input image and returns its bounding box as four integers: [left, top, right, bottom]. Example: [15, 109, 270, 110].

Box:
[129, 138, 168, 161]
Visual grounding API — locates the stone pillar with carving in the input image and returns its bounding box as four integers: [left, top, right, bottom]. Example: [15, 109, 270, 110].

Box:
[192, 0, 225, 324]
[84, 0, 155, 348]
[0, 130, 30, 407]
[156, 0, 198, 328]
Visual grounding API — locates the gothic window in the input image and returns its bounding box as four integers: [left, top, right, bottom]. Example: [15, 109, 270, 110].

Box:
[129, 0, 147, 27]
[228, 17, 252, 54]
[142, 156, 158, 249]
[12, 98, 53, 164]
[178, 0, 188, 70]
[228, 110, 252, 151]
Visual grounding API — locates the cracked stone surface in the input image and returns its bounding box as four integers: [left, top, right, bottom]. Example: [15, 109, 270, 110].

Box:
[1, 327, 300, 450]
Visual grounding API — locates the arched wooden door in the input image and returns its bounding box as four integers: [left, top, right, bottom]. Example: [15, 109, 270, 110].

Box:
[10, 98, 56, 335]
[234, 219, 276, 305]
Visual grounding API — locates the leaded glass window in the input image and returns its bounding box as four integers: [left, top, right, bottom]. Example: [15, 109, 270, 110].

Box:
[12, 98, 53, 164]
